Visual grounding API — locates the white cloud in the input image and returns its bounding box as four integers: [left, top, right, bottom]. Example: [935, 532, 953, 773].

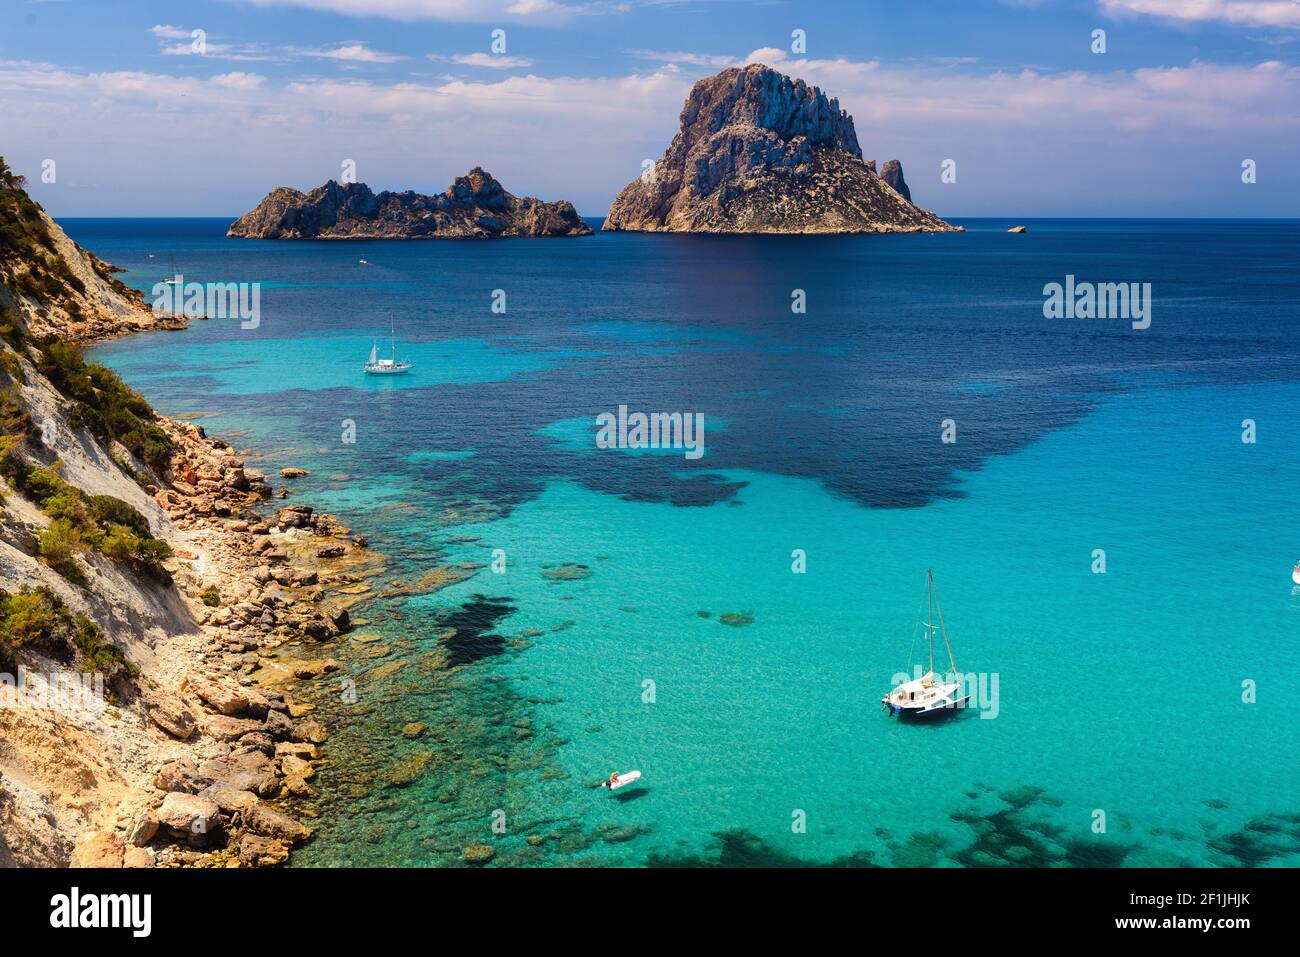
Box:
[303, 43, 408, 63]
[224, 0, 610, 21]
[149, 24, 191, 40]
[429, 52, 536, 68]
[2, 54, 1297, 216]
[626, 49, 736, 68]
[147, 26, 402, 64]
[743, 47, 788, 66]
[1099, 0, 1300, 28]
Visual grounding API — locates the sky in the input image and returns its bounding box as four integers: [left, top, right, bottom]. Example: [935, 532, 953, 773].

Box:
[1, 0, 1298, 218]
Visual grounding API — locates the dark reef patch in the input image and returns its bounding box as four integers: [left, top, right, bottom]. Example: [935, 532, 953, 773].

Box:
[433, 594, 517, 667]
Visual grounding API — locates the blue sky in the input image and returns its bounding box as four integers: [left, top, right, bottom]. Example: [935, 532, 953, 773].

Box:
[2, 0, 1298, 217]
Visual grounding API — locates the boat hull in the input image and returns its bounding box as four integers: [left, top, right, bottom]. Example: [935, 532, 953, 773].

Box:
[886, 694, 971, 718]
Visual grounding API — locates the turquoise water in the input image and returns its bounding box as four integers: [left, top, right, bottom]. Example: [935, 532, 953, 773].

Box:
[74, 217, 1300, 867]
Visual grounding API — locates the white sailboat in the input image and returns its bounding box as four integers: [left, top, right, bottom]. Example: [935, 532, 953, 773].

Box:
[882, 569, 971, 718]
[364, 321, 412, 375]
[161, 256, 182, 286]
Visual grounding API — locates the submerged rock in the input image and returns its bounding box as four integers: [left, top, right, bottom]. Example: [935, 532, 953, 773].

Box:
[541, 563, 593, 582]
[462, 843, 495, 865]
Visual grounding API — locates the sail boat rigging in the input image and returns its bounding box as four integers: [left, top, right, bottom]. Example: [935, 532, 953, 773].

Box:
[881, 569, 971, 718]
[363, 317, 413, 375]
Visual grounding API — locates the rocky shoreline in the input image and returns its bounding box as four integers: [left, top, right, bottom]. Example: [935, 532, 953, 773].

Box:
[67, 418, 387, 867]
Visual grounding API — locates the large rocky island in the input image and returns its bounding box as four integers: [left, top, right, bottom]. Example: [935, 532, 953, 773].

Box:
[604, 64, 954, 234]
[229, 167, 591, 239]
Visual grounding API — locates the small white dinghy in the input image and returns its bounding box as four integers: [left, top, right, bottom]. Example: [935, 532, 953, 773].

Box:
[1292, 561, 1300, 586]
[601, 770, 641, 791]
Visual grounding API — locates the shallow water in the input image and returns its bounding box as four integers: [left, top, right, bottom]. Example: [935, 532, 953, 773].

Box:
[75, 216, 1300, 866]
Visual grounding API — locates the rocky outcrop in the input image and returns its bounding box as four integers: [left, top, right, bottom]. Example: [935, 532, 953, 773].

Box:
[603, 64, 953, 234]
[0, 163, 184, 342]
[2, 160, 373, 867]
[228, 167, 591, 239]
[879, 159, 911, 204]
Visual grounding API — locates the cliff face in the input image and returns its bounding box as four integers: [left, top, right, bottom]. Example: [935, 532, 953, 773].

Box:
[228, 167, 592, 239]
[1, 160, 341, 868]
[603, 64, 953, 234]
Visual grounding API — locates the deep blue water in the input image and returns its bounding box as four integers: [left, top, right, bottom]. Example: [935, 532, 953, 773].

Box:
[69, 216, 1300, 867]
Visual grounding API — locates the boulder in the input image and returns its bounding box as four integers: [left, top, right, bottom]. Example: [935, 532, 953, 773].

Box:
[275, 504, 313, 527]
[198, 750, 280, 797]
[238, 804, 312, 843]
[238, 833, 290, 867]
[153, 758, 211, 793]
[291, 719, 328, 744]
[123, 846, 154, 868]
[142, 685, 196, 739]
[127, 810, 160, 847]
[71, 831, 124, 868]
[198, 786, 260, 815]
[184, 674, 250, 716]
[156, 792, 222, 836]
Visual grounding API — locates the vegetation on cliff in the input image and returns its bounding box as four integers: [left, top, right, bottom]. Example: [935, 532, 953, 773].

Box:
[0, 585, 136, 692]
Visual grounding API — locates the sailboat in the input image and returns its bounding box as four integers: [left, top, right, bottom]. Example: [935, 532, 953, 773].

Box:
[881, 569, 971, 718]
[363, 320, 412, 375]
[161, 256, 182, 287]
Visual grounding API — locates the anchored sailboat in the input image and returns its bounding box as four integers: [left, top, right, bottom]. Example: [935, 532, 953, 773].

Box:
[881, 569, 971, 718]
[364, 320, 412, 375]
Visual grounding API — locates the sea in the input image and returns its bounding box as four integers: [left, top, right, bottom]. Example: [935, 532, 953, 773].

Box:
[63, 215, 1300, 867]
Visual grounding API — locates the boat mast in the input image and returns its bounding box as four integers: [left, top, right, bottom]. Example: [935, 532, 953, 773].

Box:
[927, 568, 935, 675]
[932, 572, 959, 675]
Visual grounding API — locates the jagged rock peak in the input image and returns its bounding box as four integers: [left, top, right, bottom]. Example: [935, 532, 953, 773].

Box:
[680, 64, 861, 157]
[880, 160, 911, 204]
[603, 64, 953, 234]
[228, 169, 590, 239]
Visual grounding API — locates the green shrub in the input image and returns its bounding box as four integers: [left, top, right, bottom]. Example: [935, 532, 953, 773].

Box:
[0, 587, 68, 651]
[38, 518, 86, 582]
[199, 586, 221, 607]
[33, 340, 173, 474]
[0, 585, 136, 689]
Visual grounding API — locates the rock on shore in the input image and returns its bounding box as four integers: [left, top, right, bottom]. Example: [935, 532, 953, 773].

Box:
[603, 64, 954, 234]
[2, 167, 377, 867]
[228, 167, 591, 239]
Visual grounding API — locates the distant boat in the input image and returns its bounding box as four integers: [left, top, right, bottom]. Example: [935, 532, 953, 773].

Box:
[358, 259, 369, 265]
[161, 256, 182, 286]
[364, 321, 412, 375]
[882, 569, 971, 718]
[1292, 561, 1300, 586]
[601, 770, 641, 791]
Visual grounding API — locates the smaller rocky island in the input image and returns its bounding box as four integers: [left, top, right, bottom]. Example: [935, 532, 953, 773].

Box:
[229, 167, 591, 239]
